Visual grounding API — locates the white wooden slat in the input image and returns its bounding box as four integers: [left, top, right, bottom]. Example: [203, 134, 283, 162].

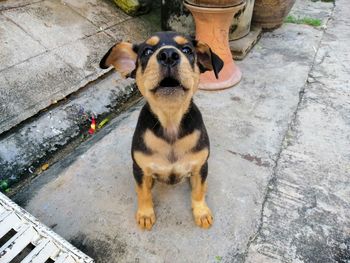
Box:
[0, 205, 6, 216]
[63, 255, 77, 263]
[0, 225, 39, 263]
[54, 254, 68, 263]
[21, 239, 60, 263]
[0, 210, 11, 221]
[0, 212, 21, 239]
[55, 253, 78, 263]
[0, 193, 93, 263]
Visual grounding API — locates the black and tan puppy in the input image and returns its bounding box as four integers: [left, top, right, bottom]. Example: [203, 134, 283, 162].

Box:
[100, 32, 223, 230]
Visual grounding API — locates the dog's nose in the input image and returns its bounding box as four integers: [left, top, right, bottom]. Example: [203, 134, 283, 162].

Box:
[157, 48, 180, 67]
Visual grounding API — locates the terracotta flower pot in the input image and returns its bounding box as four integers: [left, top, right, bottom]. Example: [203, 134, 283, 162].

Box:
[252, 0, 296, 30]
[184, 0, 244, 90]
[230, 0, 255, 40]
[186, 0, 244, 7]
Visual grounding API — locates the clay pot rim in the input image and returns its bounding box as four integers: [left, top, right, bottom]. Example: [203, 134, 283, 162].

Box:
[184, 1, 245, 13]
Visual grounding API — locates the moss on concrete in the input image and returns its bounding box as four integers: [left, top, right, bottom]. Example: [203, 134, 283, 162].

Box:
[285, 15, 322, 26]
[113, 0, 151, 16]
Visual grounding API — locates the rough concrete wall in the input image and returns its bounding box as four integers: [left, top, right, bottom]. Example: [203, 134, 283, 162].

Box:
[161, 0, 195, 35]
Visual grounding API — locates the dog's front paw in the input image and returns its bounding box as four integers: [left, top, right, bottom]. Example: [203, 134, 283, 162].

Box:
[193, 205, 213, 229]
[136, 208, 156, 230]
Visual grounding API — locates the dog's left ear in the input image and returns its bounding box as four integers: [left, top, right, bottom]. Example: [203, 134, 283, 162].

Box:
[193, 40, 224, 79]
[99, 42, 138, 78]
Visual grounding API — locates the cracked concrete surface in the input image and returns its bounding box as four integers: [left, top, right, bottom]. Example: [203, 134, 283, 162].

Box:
[0, 0, 159, 134]
[0, 0, 160, 186]
[246, 1, 350, 262]
[11, 0, 349, 262]
[0, 73, 136, 183]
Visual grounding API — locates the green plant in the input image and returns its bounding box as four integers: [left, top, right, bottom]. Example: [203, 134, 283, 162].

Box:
[285, 15, 322, 27]
[215, 256, 223, 262]
[0, 179, 9, 191]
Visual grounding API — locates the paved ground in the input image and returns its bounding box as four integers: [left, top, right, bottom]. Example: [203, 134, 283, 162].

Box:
[11, 0, 350, 262]
[0, 0, 158, 134]
[0, 0, 160, 187]
[247, 1, 350, 261]
[0, 73, 137, 185]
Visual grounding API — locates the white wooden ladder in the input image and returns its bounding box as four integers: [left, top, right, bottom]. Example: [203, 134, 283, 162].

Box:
[0, 193, 94, 263]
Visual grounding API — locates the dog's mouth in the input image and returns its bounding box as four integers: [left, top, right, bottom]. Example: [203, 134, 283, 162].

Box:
[152, 77, 188, 95]
[160, 77, 180, 87]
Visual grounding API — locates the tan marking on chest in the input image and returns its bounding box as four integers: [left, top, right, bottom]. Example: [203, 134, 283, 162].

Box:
[144, 129, 200, 157]
[133, 129, 208, 181]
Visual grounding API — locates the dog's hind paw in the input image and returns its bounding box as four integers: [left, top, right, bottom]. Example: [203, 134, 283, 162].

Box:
[193, 205, 213, 229]
[136, 209, 156, 230]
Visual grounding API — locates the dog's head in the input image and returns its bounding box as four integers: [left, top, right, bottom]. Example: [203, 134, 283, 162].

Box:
[100, 32, 223, 107]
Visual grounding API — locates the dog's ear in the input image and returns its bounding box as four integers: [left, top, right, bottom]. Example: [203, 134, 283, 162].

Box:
[99, 42, 138, 78]
[193, 40, 224, 79]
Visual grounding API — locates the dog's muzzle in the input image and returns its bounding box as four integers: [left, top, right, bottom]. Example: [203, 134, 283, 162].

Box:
[157, 48, 180, 68]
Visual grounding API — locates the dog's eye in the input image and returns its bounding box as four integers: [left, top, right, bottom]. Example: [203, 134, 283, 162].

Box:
[143, 48, 154, 56]
[182, 46, 192, 55]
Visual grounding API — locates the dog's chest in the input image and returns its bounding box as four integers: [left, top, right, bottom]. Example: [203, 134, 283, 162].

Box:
[133, 129, 208, 179]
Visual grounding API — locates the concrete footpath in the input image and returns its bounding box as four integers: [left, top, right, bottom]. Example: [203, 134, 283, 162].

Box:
[246, 1, 350, 261]
[0, 0, 158, 134]
[0, 0, 160, 187]
[12, 0, 350, 263]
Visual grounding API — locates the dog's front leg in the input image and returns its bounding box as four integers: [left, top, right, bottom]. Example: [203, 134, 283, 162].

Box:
[190, 162, 213, 229]
[134, 163, 156, 230]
